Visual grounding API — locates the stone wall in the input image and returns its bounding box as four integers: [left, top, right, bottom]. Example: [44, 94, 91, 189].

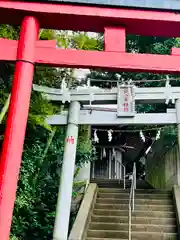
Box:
[146, 134, 179, 189]
[75, 162, 91, 183]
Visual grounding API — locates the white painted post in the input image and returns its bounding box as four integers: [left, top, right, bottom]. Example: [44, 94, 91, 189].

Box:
[53, 101, 80, 240]
[117, 160, 119, 180]
[114, 152, 117, 179]
[176, 99, 180, 186]
[109, 150, 112, 179]
[92, 162, 95, 179]
[117, 151, 122, 180]
[116, 153, 119, 179]
[120, 152, 123, 180]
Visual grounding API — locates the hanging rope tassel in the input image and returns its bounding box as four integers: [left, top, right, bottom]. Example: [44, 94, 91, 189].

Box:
[107, 129, 113, 142]
[140, 130, 145, 142]
[93, 129, 99, 143]
[103, 148, 106, 158]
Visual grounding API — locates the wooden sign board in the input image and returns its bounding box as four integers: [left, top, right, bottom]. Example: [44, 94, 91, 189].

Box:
[117, 85, 135, 118]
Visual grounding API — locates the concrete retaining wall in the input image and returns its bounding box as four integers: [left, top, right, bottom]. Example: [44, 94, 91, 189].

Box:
[173, 186, 180, 237]
[69, 183, 98, 240]
[146, 136, 180, 189]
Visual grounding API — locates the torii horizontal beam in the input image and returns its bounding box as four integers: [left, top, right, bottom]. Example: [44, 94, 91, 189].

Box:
[0, 38, 180, 73]
[33, 84, 180, 104]
[0, 39, 57, 60]
[46, 111, 176, 125]
[1, 1, 180, 37]
[0, 4, 180, 73]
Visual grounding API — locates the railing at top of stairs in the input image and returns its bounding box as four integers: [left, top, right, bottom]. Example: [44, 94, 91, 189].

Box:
[117, 160, 126, 189]
[128, 162, 136, 240]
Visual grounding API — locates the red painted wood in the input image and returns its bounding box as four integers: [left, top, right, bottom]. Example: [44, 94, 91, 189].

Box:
[0, 41, 180, 73]
[0, 38, 56, 48]
[36, 40, 56, 48]
[0, 16, 39, 240]
[171, 48, 180, 56]
[0, 39, 56, 61]
[0, 1, 179, 37]
[35, 49, 180, 73]
[104, 26, 126, 52]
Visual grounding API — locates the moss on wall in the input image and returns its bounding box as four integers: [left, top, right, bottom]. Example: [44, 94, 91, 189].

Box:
[146, 130, 178, 189]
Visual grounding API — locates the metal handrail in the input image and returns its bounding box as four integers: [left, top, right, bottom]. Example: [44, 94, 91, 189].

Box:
[117, 159, 126, 189]
[128, 162, 136, 240]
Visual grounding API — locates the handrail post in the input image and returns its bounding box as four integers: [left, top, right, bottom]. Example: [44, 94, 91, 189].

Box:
[128, 162, 136, 240]
[128, 205, 131, 240]
[132, 186, 135, 212]
[117, 161, 126, 189]
[134, 163, 136, 189]
[124, 166, 125, 189]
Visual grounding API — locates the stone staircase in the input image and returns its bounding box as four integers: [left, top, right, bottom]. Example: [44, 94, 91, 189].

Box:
[91, 179, 153, 189]
[85, 180, 177, 240]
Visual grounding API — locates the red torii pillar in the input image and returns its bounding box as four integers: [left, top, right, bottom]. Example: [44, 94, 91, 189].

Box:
[0, 16, 39, 240]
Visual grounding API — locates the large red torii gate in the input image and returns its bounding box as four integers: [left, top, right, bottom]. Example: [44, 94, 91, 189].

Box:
[0, 1, 180, 239]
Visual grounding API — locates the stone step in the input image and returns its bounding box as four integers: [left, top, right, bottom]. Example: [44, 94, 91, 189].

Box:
[94, 203, 174, 211]
[91, 180, 153, 189]
[89, 222, 176, 233]
[98, 188, 172, 194]
[91, 180, 131, 188]
[98, 192, 172, 199]
[91, 215, 176, 225]
[86, 238, 126, 240]
[91, 179, 131, 183]
[93, 209, 175, 218]
[96, 184, 129, 189]
[96, 197, 173, 205]
[87, 230, 177, 239]
[96, 182, 130, 185]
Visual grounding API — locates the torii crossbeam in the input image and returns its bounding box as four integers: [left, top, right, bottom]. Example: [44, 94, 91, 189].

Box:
[1, 1, 180, 240]
[33, 84, 180, 104]
[34, 84, 179, 125]
[47, 110, 177, 125]
[0, 2, 180, 72]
